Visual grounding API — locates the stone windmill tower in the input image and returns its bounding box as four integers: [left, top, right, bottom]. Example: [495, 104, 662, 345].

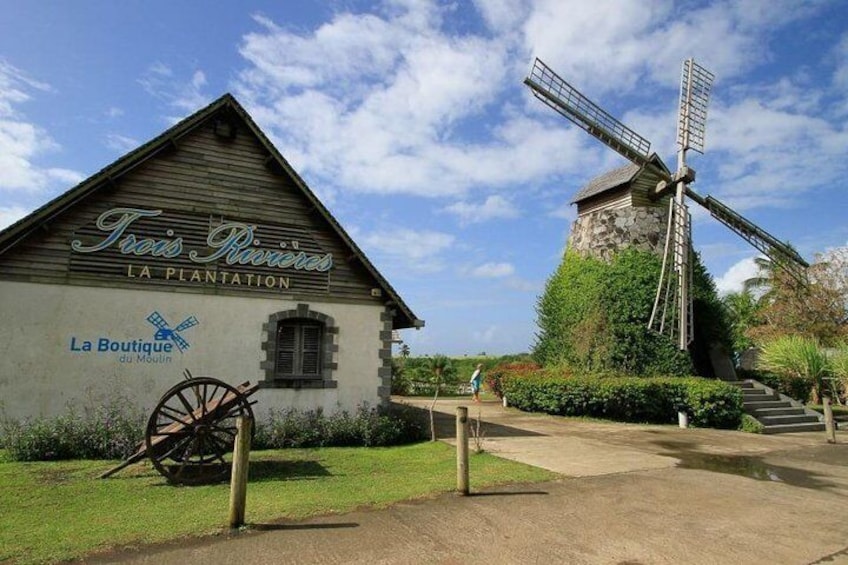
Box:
[567, 156, 672, 262]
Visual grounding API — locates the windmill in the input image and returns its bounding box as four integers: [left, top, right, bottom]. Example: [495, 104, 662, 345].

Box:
[524, 57, 808, 350]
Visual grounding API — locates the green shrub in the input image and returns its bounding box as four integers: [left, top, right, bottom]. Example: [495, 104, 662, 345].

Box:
[485, 361, 541, 399]
[533, 249, 712, 377]
[501, 370, 743, 429]
[253, 405, 426, 449]
[739, 413, 764, 434]
[1, 396, 145, 461]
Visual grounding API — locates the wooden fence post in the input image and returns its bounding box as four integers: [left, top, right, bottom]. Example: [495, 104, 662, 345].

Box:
[228, 416, 253, 529]
[823, 396, 837, 444]
[456, 406, 469, 495]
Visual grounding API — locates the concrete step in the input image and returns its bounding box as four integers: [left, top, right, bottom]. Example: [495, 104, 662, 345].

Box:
[733, 378, 827, 434]
[762, 422, 826, 434]
[758, 414, 822, 426]
[726, 380, 757, 389]
[745, 400, 792, 410]
[751, 407, 807, 417]
[742, 388, 780, 401]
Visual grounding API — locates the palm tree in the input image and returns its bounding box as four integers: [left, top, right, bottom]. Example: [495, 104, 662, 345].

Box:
[759, 336, 836, 442]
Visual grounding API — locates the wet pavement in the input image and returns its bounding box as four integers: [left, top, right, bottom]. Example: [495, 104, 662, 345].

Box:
[87, 398, 848, 565]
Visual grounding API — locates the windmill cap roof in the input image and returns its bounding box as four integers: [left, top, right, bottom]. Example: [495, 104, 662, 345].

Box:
[571, 163, 641, 204]
[571, 155, 672, 204]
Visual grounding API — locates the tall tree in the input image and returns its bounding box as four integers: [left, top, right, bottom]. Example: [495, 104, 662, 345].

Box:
[722, 290, 760, 355]
[747, 250, 848, 346]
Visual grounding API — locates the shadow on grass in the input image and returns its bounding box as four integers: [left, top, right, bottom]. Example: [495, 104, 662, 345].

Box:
[248, 459, 331, 482]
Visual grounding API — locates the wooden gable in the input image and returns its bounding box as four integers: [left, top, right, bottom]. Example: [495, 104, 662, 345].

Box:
[0, 94, 421, 329]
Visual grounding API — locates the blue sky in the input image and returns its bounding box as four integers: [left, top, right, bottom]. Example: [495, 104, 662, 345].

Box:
[1, 1, 847, 356]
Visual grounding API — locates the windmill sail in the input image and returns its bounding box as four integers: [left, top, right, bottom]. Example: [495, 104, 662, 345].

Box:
[685, 189, 809, 282]
[524, 58, 669, 179]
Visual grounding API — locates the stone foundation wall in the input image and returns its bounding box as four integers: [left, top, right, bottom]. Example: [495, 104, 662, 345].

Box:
[568, 206, 669, 261]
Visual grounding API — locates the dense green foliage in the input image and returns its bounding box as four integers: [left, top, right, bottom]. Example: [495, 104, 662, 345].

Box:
[534, 248, 728, 376]
[501, 371, 743, 429]
[253, 405, 426, 449]
[1, 395, 145, 461]
[1, 400, 427, 462]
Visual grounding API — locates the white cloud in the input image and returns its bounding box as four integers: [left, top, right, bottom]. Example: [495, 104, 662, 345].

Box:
[504, 276, 540, 292]
[715, 256, 760, 295]
[0, 60, 82, 193]
[472, 324, 499, 344]
[105, 133, 139, 153]
[139, 63, 211, 122]
[523, 0, 824, 96]
[472, 0, 531, 33]
[235, 2, 594, 198]
[0, 205, 30, 230]
[358, 227, 455, 273]
[549, 202, 576, 221]
[470, 262, 515, 278]
[445, 195, 519, 224]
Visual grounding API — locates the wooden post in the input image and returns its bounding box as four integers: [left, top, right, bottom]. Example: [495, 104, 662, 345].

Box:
[456, 406, 469, 495]
[823, 396, 837, 444]
[228, 416, 253, 529]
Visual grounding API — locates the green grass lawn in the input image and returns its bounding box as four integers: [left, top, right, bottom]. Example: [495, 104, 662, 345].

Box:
[0, 443, 556, 564]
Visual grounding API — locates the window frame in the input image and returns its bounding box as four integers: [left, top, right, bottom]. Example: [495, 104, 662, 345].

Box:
[260, 305, 338, 389]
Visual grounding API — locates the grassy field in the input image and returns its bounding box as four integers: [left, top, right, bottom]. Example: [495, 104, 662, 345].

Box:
[0, 443, 556, 564]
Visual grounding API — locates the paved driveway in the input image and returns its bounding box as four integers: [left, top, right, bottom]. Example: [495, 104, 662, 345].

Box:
[90, 398, 848, 564]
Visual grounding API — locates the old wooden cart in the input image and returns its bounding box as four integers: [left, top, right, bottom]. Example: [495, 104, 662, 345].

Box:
[101, 374, 258, 485]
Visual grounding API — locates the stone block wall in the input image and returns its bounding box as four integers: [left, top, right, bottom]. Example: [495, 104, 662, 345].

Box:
[568, 206, 670, 261]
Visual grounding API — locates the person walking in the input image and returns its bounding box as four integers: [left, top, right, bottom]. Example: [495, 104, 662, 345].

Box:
[469, 363, 483, 402]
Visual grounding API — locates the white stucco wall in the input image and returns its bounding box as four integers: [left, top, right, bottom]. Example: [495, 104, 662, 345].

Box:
[0, 280, 384, 421]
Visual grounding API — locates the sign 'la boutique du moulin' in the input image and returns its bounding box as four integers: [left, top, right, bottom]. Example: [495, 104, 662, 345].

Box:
[71, 207, 334, 291]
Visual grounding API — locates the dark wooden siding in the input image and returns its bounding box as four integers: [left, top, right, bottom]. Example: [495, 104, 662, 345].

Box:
[0, 115, 383, 305]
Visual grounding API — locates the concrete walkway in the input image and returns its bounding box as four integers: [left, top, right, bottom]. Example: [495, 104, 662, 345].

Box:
[89, 398, 848, 565]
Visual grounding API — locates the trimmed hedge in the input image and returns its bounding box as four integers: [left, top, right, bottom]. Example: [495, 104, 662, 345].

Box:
[485, 361, 541, 400]
[502, 372, 743, 429]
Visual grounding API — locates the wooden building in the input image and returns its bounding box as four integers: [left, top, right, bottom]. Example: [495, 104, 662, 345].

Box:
[0, 94, 423, 421]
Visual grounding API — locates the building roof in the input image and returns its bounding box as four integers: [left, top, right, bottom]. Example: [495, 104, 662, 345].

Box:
[571, 163, 641, 204]
[0, 93, 423, 330]
[571, 154, 672, 205]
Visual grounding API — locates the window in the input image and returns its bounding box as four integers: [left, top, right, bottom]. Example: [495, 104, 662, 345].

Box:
[276, 319, 323, 379]
[260, 305, 338, 389]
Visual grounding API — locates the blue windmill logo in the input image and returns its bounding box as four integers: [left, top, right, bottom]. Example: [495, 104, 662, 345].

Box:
[146, 312, 199, 352]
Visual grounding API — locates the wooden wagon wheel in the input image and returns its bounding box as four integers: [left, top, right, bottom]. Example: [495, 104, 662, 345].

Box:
[145, 377, 254, 485]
